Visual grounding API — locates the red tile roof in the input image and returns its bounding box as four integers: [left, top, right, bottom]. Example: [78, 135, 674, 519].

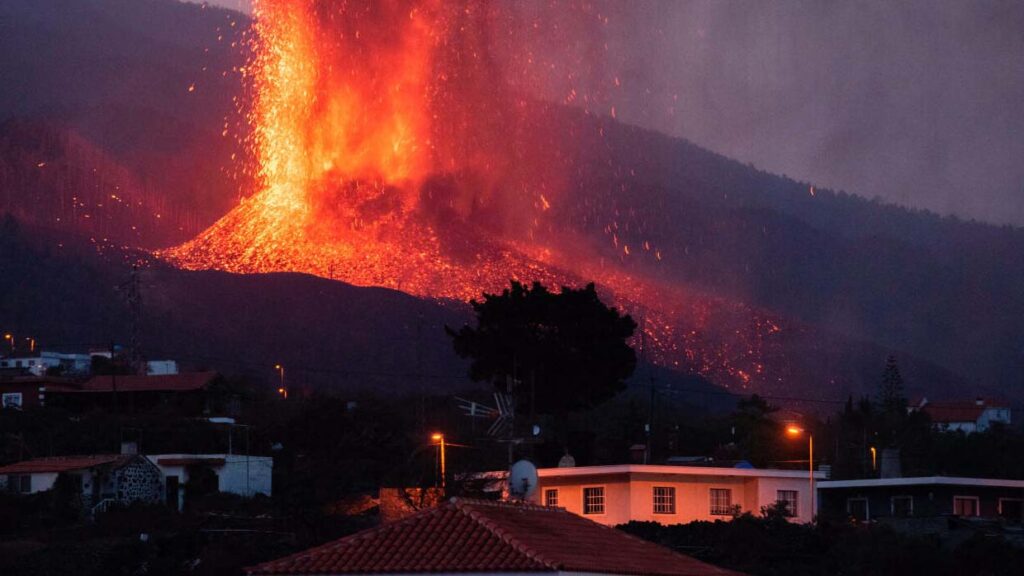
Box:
[76, 372, 217, 393]
[0, 454, 129, 475]
[918, 399, 1008, 424]
[247, 498, 743, 576]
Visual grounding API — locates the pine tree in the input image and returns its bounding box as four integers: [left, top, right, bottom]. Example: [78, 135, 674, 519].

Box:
[878, 355, 906, 415]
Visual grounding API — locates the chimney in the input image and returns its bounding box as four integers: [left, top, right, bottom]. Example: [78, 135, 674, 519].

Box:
[880, 448, 901, 479]
[629, 444, 647, 464]
[120, 441, 138, 455]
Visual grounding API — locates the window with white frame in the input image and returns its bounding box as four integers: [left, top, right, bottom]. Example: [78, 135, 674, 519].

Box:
[891, 495, 913, 517]
[847, 497, 869, 521]
[544, 488, 559, 507]
[953, 496, 980, 517]
[710, 488, 732, 515]
[998, 498, 1022, 521]
[583, 486, 605, 515]
[776, 490, 798, 517]
[653, 486, 676, 514]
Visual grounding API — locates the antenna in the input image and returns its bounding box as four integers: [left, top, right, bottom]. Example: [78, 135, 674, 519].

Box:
[508, 459, 538, 501]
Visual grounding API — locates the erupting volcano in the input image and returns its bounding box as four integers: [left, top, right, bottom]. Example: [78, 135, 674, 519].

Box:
[163, 0, 794, 392]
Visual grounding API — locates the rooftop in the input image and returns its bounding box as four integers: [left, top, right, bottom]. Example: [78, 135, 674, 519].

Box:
[76, 371, 217, 393]
[818, 476, 1024, 489]
[537, 464, 827, 480]
[0, 454, 130, 475]
[247, 498, 743, 576]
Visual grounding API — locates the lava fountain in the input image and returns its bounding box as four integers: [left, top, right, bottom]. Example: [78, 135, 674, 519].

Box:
[163, 0, 791, 392]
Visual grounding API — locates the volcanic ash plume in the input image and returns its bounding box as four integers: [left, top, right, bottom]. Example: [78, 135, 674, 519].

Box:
[163, 0, 791, 392]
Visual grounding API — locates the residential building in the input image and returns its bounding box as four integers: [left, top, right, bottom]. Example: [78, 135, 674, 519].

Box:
[146, 453, 273, 510]
[0, 453, 163, 514]
[909, 397, 1011, 433]
[528, 464, 826, 525]
[0, 376, 79, 409]
[49, 371, 226, 413]
[817, 476, 1024, 523]
[0, 351, 91, 377]
[246, 498, 744, 576]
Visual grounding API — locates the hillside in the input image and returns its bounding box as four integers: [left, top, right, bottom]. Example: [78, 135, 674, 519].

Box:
[0, 0, 1020, 404]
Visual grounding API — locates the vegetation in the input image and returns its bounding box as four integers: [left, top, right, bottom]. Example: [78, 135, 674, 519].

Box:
[620, 514, 1024, 576]
[448, 281, 637, 418]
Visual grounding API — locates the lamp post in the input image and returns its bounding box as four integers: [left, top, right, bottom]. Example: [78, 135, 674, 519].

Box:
[274, 364, 287, 399]
[869, 446, 878, 474]
[3, 333, 13, 353]
[431, 432, 446, 491]
[24, 338, 35, 353]
[786, 425, 815, 520]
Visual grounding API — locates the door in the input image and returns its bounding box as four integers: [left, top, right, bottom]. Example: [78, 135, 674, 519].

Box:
[165, 475, 180, 510]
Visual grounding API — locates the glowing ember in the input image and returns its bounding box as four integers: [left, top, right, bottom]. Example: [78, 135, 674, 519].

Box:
[162, 0, 792, 392]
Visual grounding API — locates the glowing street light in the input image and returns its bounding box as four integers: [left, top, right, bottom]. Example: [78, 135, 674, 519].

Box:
[24, 337, 35, 353]
[274, 364, 287, 399]
[3, 333, 13, 353]
[869, 446, 878, 473]
[785, 424, 815, 520]
[431, 432, 446, 491]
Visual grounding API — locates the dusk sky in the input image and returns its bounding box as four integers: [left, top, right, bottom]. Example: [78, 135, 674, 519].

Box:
[195, 0, 1024, 225]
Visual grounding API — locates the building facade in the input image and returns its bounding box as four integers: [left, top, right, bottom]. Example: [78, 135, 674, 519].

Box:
[147, 453, 273, 510]
[0, 454, 163, 513]
[529, 464, 825, 525]
[817, 476, 1024, 523]
[910, 398, 1011, 433]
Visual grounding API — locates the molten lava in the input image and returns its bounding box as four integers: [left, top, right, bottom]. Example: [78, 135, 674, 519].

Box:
[164, 0, 792, 392]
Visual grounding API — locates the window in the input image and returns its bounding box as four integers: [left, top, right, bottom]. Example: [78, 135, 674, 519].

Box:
[776, 490, 799, 517]
[653, 486, 676, 514]
[998, 498, 1023, 522]
[847, 497, 869, 521]
[710, 488, 732, 515]
[544, 488, 559, 507]
[891, 495, 913, 517]
[954, 496, 980, 517]
[2, 393, 23, 409]
[6, 475, 30, 494]
[583, 486, 605, 515]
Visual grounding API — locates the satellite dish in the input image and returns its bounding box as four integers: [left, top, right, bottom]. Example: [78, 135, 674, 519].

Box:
[508, 459, 538, 500]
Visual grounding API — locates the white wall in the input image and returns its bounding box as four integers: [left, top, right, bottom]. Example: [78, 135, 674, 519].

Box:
[146, 454, 273, 511]
[534, 470, 816, 525]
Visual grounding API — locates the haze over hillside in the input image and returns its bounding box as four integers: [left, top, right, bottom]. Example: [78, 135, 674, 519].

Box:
[1, 0, 1021, 407]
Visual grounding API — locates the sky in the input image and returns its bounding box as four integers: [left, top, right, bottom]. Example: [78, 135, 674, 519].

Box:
[195, 0, 1024, 226]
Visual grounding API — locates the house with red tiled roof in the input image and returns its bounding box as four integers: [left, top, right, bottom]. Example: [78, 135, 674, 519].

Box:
[247, 498, 744, 576]
[909, 397, 1011, 433]
[47, 371, 227, 415]
[0, 450, 162, 514]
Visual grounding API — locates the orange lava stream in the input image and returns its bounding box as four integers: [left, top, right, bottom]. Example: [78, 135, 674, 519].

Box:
[161, 0, 791, 393]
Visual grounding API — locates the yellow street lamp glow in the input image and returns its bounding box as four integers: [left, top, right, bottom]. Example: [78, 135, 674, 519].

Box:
[431, 432, 443, 441]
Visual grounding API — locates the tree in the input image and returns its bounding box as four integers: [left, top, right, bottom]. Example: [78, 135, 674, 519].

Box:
[447, 281, 636, 417]
[877, 355, 906, 416]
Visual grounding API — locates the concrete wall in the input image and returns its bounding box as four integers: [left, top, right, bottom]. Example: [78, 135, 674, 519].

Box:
[534, 471, 815, 525]
[147, 454, 272, 511]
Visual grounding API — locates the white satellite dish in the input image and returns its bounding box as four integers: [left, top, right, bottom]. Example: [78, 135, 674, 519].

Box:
[508, 459, 538, 500]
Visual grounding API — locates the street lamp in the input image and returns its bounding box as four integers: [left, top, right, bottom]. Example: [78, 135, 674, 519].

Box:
[24, 337, 35, 353]
[274, 364, 287, 399]
[431, 432, 446, 491]
[786, 425, 815, 520]
[3, 333, 13, 353]
[869, 446, 878, 473]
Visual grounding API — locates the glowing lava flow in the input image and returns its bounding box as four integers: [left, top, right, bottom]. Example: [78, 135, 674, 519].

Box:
[163, 0, 793, 392]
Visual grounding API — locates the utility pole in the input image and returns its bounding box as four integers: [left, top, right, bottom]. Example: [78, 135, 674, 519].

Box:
[642, 312, 656, 465]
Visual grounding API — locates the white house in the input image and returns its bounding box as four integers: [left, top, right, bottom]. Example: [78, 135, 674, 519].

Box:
[146, 453, 273, 511]
[0, 453, 163, 513]
[527, 464, 827, 525]
[910, 398, 1011, 433]
[0, 351, 91, 376]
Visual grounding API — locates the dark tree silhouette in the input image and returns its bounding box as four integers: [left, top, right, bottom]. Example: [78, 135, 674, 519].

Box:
[878, 355, 907, 415]
[447, 281, 637, 417]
